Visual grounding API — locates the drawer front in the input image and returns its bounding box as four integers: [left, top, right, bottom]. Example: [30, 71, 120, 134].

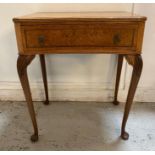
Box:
[21, 24, 137, 50]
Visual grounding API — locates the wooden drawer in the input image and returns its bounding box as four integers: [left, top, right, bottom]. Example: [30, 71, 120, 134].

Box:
[13, 12, 146, 55]
[14, 22, 145, 54]
[22, 24, 135, 48]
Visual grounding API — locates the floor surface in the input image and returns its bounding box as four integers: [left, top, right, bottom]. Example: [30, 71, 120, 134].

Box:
[0, 101, 155, 151]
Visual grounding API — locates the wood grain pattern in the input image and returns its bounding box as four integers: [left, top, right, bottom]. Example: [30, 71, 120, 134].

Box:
[13, 12, 146, 55]
[24, 25, 134, 47]
[13, 12, 147, 142]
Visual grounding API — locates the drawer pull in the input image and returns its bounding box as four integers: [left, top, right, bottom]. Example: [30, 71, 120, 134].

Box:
[38, 35, 45, 46]
[113, 34, 121, 45]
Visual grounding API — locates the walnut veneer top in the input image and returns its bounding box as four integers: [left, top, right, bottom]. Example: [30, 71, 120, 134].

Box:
[13, 12, 147, 22]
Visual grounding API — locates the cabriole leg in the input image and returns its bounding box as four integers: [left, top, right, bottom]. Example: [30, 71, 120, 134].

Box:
[113, 55, 123, 105]
[121, 55, 143, 140]
[39, 54, 49, 105]
[17, 55, 38, 142]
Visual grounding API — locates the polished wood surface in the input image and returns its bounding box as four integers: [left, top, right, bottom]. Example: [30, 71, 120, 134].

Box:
[39, 55, 49, 105]
[14, 12, 146, 55]
[13, 12, 147, 142]
[113, 55, 123, 106]
[24, 25, 134, 47]
[13, 12, 146, 21]
[121, 55, 143, 140]
[17, 55, 38, 142]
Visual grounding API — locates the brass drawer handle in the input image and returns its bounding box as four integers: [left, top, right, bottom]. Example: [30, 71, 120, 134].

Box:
[113, 34, 121, 45]
[38, 35, 45, 46]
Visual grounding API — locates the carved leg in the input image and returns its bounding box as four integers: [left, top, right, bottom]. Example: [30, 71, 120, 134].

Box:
[39, 54, 49, 105]
[121, 55, 143, 140]
[113, 55, 123, 105]
[17, 55, 38, 142]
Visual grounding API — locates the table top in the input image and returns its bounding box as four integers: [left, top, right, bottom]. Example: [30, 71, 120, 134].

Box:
[13, 12, 147, 22]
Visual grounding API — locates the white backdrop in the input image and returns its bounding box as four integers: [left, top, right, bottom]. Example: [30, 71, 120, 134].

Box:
[0, 3, 154, 102]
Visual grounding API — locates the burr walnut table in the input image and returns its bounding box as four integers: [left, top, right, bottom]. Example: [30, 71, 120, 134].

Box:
[13, 12, 147, 142]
